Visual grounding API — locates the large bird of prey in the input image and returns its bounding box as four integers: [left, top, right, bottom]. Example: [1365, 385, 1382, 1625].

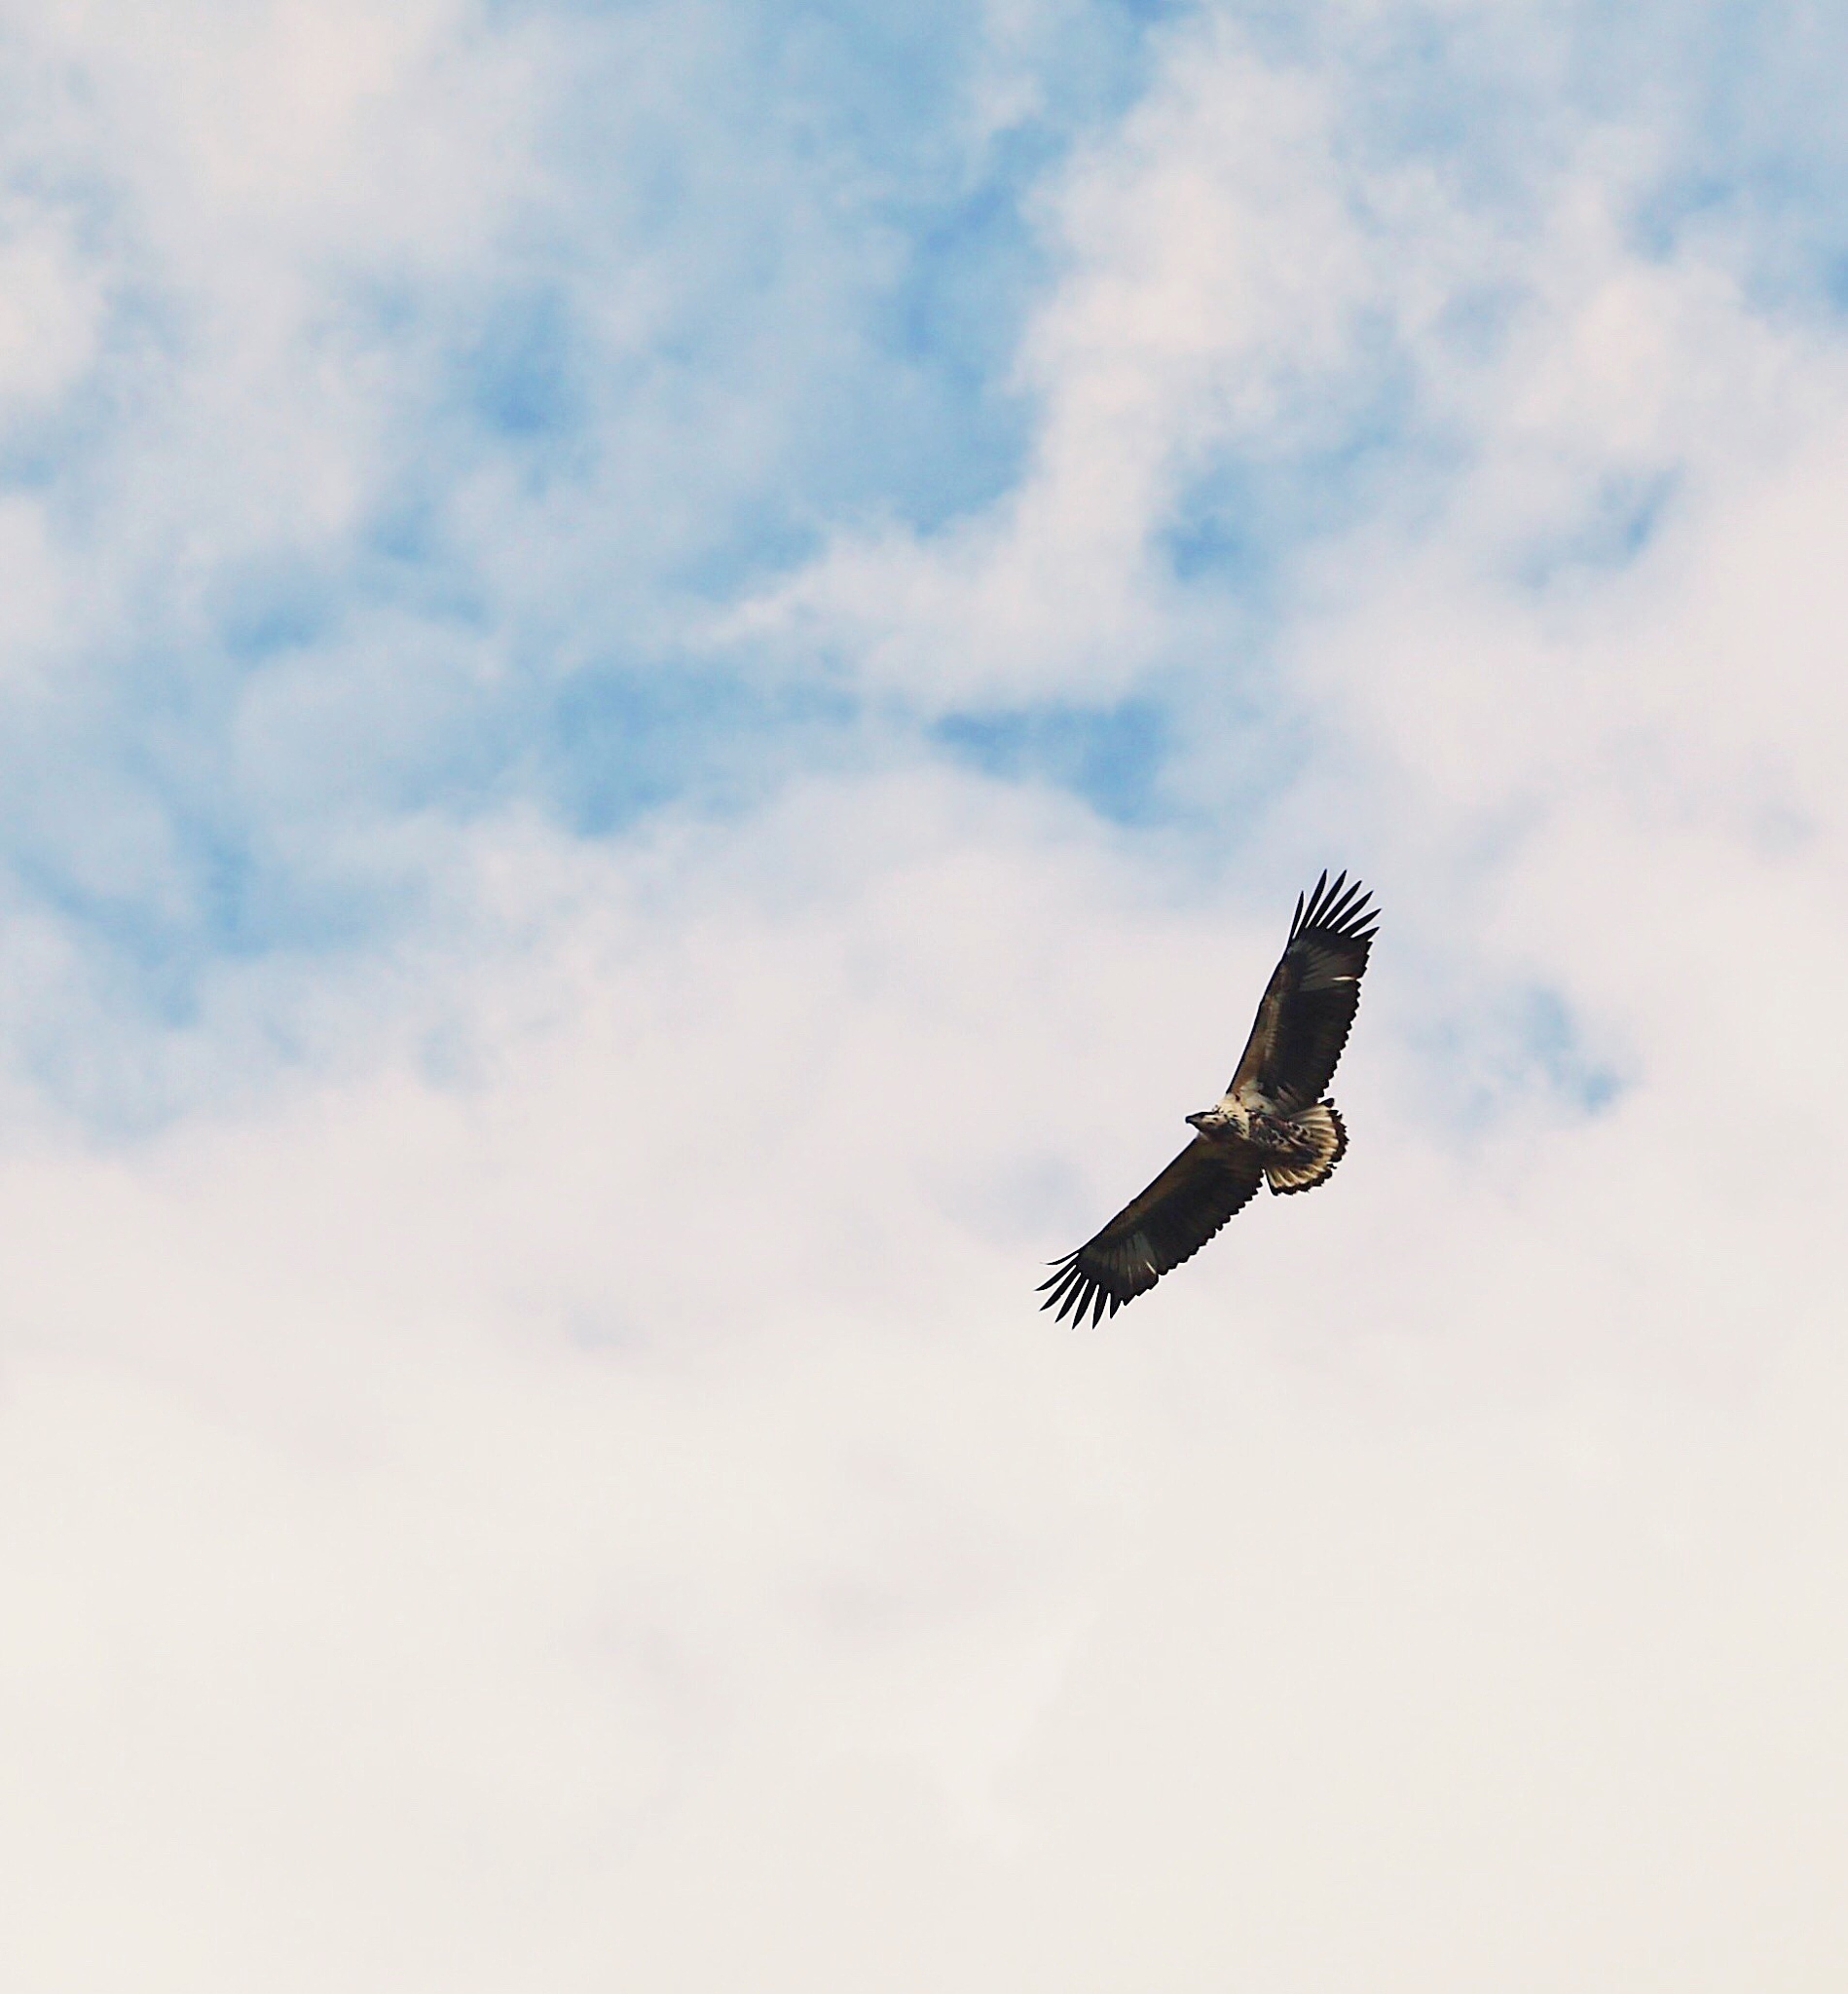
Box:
[1041, 871, 1378, 1324]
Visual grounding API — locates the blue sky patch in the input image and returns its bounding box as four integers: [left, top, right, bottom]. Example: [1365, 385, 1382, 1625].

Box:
[1514, 469, 1680, 592]
[463, 289, 584, 442]
[1412, 979, 1627, 1135]
[3, 0, 1847, 1115]
[932, 699, 1168, 824]
[539, 667, 861, 837]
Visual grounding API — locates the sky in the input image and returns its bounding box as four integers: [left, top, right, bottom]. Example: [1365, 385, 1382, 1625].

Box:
[2, 0, 1848, 1985]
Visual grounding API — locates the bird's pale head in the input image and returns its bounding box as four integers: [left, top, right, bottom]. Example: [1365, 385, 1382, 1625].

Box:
[1186, 1102, 1248, 1138]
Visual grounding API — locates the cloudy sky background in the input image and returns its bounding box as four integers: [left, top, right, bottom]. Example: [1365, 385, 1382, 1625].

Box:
[2, 0, 1847, 1984]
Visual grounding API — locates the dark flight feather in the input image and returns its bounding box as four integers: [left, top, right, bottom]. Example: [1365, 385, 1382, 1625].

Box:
[1227, 868, 1377, 1112]
[1038, 1136, 1266, 1324]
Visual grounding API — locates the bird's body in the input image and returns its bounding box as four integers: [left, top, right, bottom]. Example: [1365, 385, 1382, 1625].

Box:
[1040, 871, 1377, 1324]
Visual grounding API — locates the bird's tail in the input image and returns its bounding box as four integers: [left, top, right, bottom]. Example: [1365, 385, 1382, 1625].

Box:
[1265, 1100, 1347, 1195]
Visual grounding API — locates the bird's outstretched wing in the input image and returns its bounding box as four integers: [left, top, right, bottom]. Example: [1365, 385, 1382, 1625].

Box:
[1227, 870, 1378, 1113]
[1039, 1136, 1267, 1325]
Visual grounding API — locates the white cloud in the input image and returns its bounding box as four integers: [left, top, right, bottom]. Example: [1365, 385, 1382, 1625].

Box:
[0, 208, 105, 407]
[3, 0, 1848, 1986]
[727, 23, 1391, 701]
[0, 759, 1843, 1987]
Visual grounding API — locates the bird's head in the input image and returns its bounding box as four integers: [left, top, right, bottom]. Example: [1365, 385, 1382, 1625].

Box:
[1186, 1102, 1247, 1138]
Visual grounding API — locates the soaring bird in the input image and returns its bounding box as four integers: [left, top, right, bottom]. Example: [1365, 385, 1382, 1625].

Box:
[1040, 871, 1378, 1324]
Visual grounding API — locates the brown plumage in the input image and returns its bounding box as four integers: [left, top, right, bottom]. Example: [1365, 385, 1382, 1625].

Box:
[1040, 871, 1377, 1325]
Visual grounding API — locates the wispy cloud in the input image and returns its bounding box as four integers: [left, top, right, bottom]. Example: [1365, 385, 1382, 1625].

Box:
[3, 1, 1848, 1985]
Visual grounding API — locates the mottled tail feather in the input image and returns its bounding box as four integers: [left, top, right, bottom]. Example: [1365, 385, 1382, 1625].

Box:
[1265, 1100, 1347, 1195]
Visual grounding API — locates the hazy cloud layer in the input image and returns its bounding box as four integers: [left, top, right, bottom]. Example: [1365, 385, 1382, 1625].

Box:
[1, 1, 1846, 1987]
